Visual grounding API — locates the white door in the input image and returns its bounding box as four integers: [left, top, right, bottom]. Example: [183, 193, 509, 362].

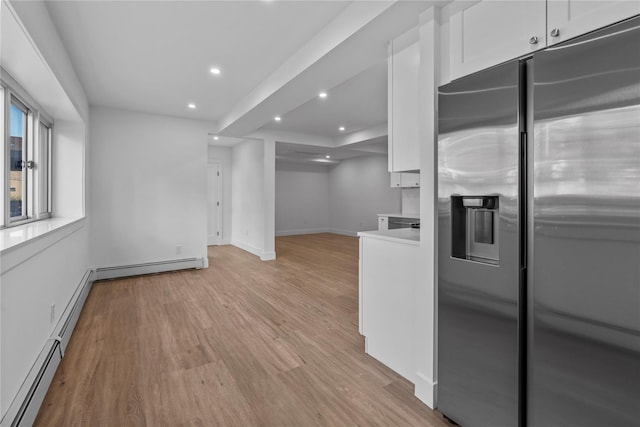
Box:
[207, 162, 221, 245]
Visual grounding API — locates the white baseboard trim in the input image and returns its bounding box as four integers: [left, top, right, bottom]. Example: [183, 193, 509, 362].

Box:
[230, 240, 275, 261]
[208, 239, 232, 247]
[414, 371, 437, 409]
[230, 239, 262, 258]
[2, 269, 94, 427]
[95, 257, 206, 280]
[275, 228, 329, 237]
[328, 228, 358, 237]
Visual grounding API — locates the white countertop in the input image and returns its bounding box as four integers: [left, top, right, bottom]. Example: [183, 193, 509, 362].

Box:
[377, 213, 420, 219]
[357, 228, 420, 245]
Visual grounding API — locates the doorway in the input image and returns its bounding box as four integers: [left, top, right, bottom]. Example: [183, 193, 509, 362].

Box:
[207, 161, 222, 245]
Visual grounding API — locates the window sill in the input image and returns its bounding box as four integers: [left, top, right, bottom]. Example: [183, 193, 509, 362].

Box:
[1, 217, 86, 274]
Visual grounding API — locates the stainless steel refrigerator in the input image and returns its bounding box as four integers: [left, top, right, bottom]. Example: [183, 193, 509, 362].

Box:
[437, 16, 640, 427]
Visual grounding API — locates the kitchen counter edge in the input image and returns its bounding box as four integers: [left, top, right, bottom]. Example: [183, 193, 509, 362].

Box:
[376, 213, 420, 219]
[357, 228, 420, 245]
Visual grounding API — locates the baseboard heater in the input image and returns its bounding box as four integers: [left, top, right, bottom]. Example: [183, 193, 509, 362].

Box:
[2, 270, 95, 427]
[95, 257, 206, 280]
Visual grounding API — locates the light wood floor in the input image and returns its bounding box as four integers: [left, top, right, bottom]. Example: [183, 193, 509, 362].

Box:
[35, 233, 451, 426]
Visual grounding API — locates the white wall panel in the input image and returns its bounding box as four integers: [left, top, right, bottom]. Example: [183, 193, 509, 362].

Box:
[89, 107, 209, 268]
[329, 156, 401, 236]
[275, 162, 330, 236]
[1, 225, 89, 417]
[231, 140, 266, 257]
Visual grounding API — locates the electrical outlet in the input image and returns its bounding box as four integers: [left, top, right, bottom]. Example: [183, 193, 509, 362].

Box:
[50, 304, 56, 324]
[176, 245, 183, 254]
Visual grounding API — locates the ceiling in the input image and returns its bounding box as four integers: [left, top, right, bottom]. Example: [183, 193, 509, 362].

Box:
[45, 1, 434, 145]
[263, 61, 387, 138]
[276, 137, 387, 166]
[45, 0, 350, 122]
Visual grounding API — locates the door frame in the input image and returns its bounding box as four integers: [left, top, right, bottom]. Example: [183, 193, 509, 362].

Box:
[207, 160, 222, 246]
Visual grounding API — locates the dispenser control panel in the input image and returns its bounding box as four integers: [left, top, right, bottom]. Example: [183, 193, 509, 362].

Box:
[451, 196, 499, 264]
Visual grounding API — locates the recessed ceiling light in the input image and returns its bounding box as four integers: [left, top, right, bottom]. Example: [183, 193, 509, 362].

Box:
[187, 103, 197, 109]
[326, 155, 331, 159]
[210, 67, 221, 75]
[213, 136, 219, 140]
[339, 126, 345, 131]
[318, 92, 328, 99]
[274, 116, 281, 122]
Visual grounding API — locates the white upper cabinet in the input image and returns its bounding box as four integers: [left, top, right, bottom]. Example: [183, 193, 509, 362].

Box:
[390, 172, 402, 188]
[449, 1, 546, 80]
[449, 0, 639, 81]
[388, 39, 420, 172]
[400, 172, 420, 188]
[390, 172, 420, 188]
[547, 0, 640, 45]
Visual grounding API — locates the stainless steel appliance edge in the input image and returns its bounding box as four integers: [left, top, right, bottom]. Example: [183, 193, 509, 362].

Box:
[437, 16, 640, 427]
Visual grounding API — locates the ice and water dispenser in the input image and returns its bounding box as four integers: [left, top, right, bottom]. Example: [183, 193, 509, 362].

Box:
[451, 196, 499, 264]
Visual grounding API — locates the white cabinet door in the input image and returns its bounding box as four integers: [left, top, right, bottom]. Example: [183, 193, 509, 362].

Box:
[400, 172, 420, 188]
[388, 41, 420, 172]
[360, 236, 418, 380]
[449, 0, 546, 80]
[390, 172, 420, 188]
[390, 172, 402, 188]
[547, 0, 640, 45]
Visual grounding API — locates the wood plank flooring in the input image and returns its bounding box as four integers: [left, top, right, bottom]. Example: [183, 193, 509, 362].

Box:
[35, 233, 451, 426]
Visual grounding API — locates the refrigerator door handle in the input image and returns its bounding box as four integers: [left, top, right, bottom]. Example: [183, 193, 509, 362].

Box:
[519, 265, 527, 427]
[519, 131, 528, 269]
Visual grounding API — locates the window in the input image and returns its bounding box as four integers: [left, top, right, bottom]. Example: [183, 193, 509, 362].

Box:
[9, 98, 28, 220]
[2, 79, 53, 227]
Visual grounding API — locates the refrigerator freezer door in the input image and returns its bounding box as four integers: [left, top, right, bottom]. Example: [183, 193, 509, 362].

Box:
[531, 16, 640, 426]
[437, 61, 523, 427]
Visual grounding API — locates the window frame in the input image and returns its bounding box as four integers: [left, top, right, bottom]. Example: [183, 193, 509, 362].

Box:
[37, 119, 53, 219]
[1, 76, 54, 228]
[7, 95, 30, 223]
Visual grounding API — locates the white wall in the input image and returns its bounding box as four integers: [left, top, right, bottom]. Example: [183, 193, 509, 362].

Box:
[1, 224, 89, 414]
[208, 145, 232, 245]
[329, 155, 401, 236]
[1, 0, 90, 419]
[231, 139, 267, 258]
[53, 120, 85, 218]
[229, 138, 276, 260]
[89, 107, 209, 268]
[262, 139, 275, 259]
[275, 162, 330, 236]
[402, 187, 420, 215]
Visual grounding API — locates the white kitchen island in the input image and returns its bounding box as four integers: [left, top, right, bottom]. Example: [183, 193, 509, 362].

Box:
[357, 228, 419, 382]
